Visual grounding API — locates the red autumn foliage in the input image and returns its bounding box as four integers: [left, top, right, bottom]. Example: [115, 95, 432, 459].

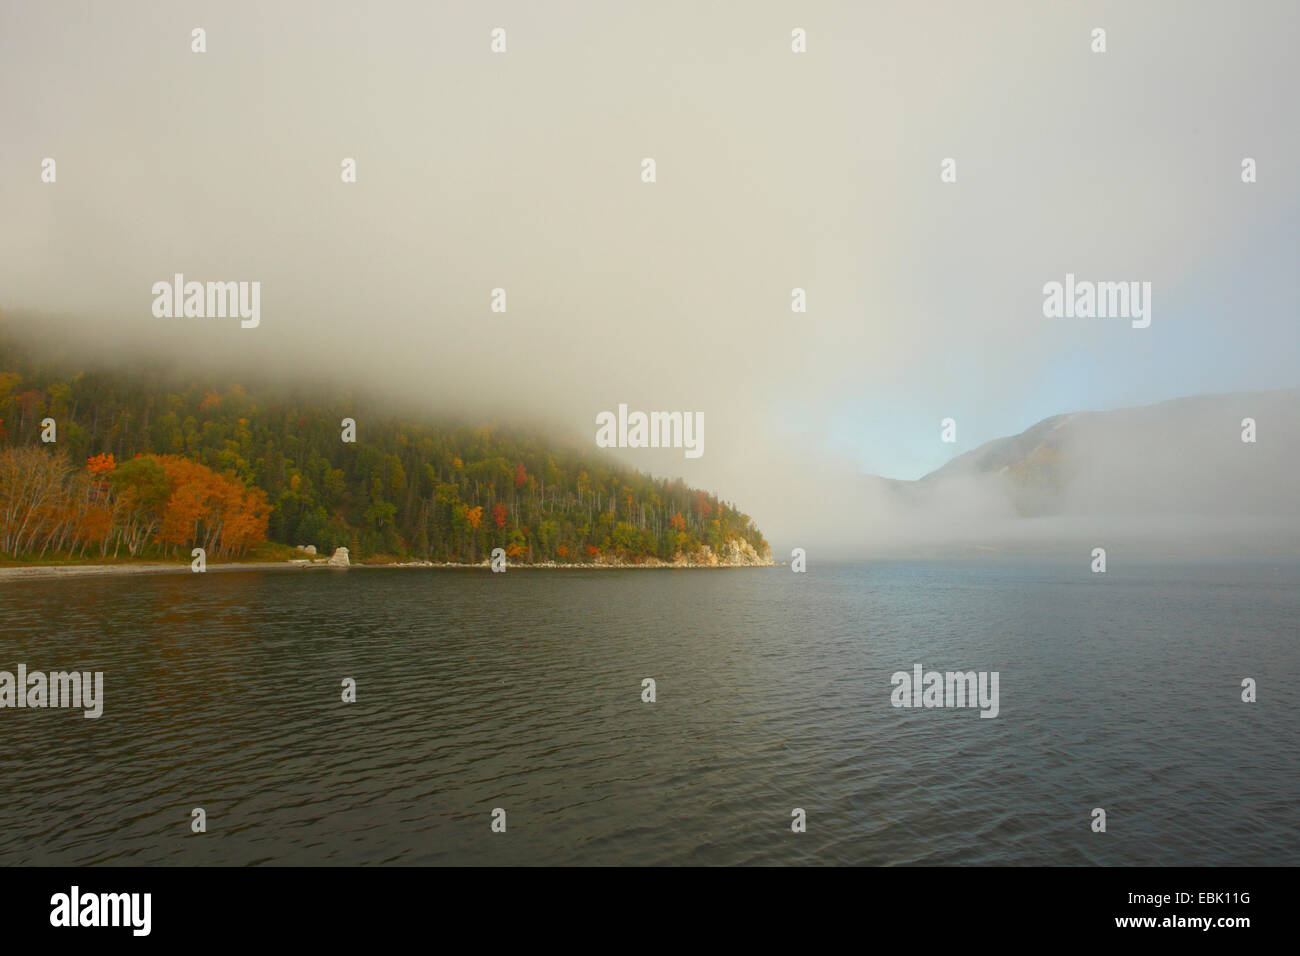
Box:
[86, 452, 116, 476]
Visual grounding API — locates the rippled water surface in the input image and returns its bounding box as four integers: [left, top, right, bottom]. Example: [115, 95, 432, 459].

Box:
[1, 559, 1296, 865]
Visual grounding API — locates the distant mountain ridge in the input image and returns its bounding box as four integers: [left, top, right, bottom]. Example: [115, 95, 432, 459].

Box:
[881, 390, 1300, 519]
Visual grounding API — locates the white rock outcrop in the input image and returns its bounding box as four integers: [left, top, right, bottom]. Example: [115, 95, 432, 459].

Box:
[721, 537, 770, 565]
[327, 547, 350, 568]
[672, 539, 773, 567]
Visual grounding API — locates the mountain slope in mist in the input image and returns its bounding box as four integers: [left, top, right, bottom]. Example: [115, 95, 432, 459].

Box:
[895, 390, 1300, 519]
[0, 324, 770, 565]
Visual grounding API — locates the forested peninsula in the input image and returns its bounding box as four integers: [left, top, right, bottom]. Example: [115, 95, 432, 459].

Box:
[0, 328, 771, 568]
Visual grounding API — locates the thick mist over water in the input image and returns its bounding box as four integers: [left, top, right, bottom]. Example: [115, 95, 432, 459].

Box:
[2, 0, 1297, 557]
[837, 390, 1300, 558]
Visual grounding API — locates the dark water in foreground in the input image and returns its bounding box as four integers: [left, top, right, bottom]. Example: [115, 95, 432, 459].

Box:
[1, 559, 1296, 866]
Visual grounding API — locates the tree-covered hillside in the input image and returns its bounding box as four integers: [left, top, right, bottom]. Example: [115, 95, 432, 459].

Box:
[0, 330, 769, 564]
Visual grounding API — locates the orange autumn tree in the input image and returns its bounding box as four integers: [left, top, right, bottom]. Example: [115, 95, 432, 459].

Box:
[86, 452, 116, 477]
[76, 453, 117, 554]
[150, 455, 269, 559]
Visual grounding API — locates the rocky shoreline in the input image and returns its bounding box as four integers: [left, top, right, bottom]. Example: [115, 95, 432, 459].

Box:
[0, 540, 775, 581]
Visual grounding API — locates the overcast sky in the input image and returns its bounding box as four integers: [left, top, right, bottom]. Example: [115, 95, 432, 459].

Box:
[1, 0, 1296, 553]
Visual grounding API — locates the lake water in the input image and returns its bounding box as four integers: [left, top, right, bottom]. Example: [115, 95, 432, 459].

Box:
[1, 559, 1296, 865]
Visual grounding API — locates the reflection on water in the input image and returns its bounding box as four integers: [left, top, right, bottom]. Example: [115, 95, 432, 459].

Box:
[1, 559, 1297, 865]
